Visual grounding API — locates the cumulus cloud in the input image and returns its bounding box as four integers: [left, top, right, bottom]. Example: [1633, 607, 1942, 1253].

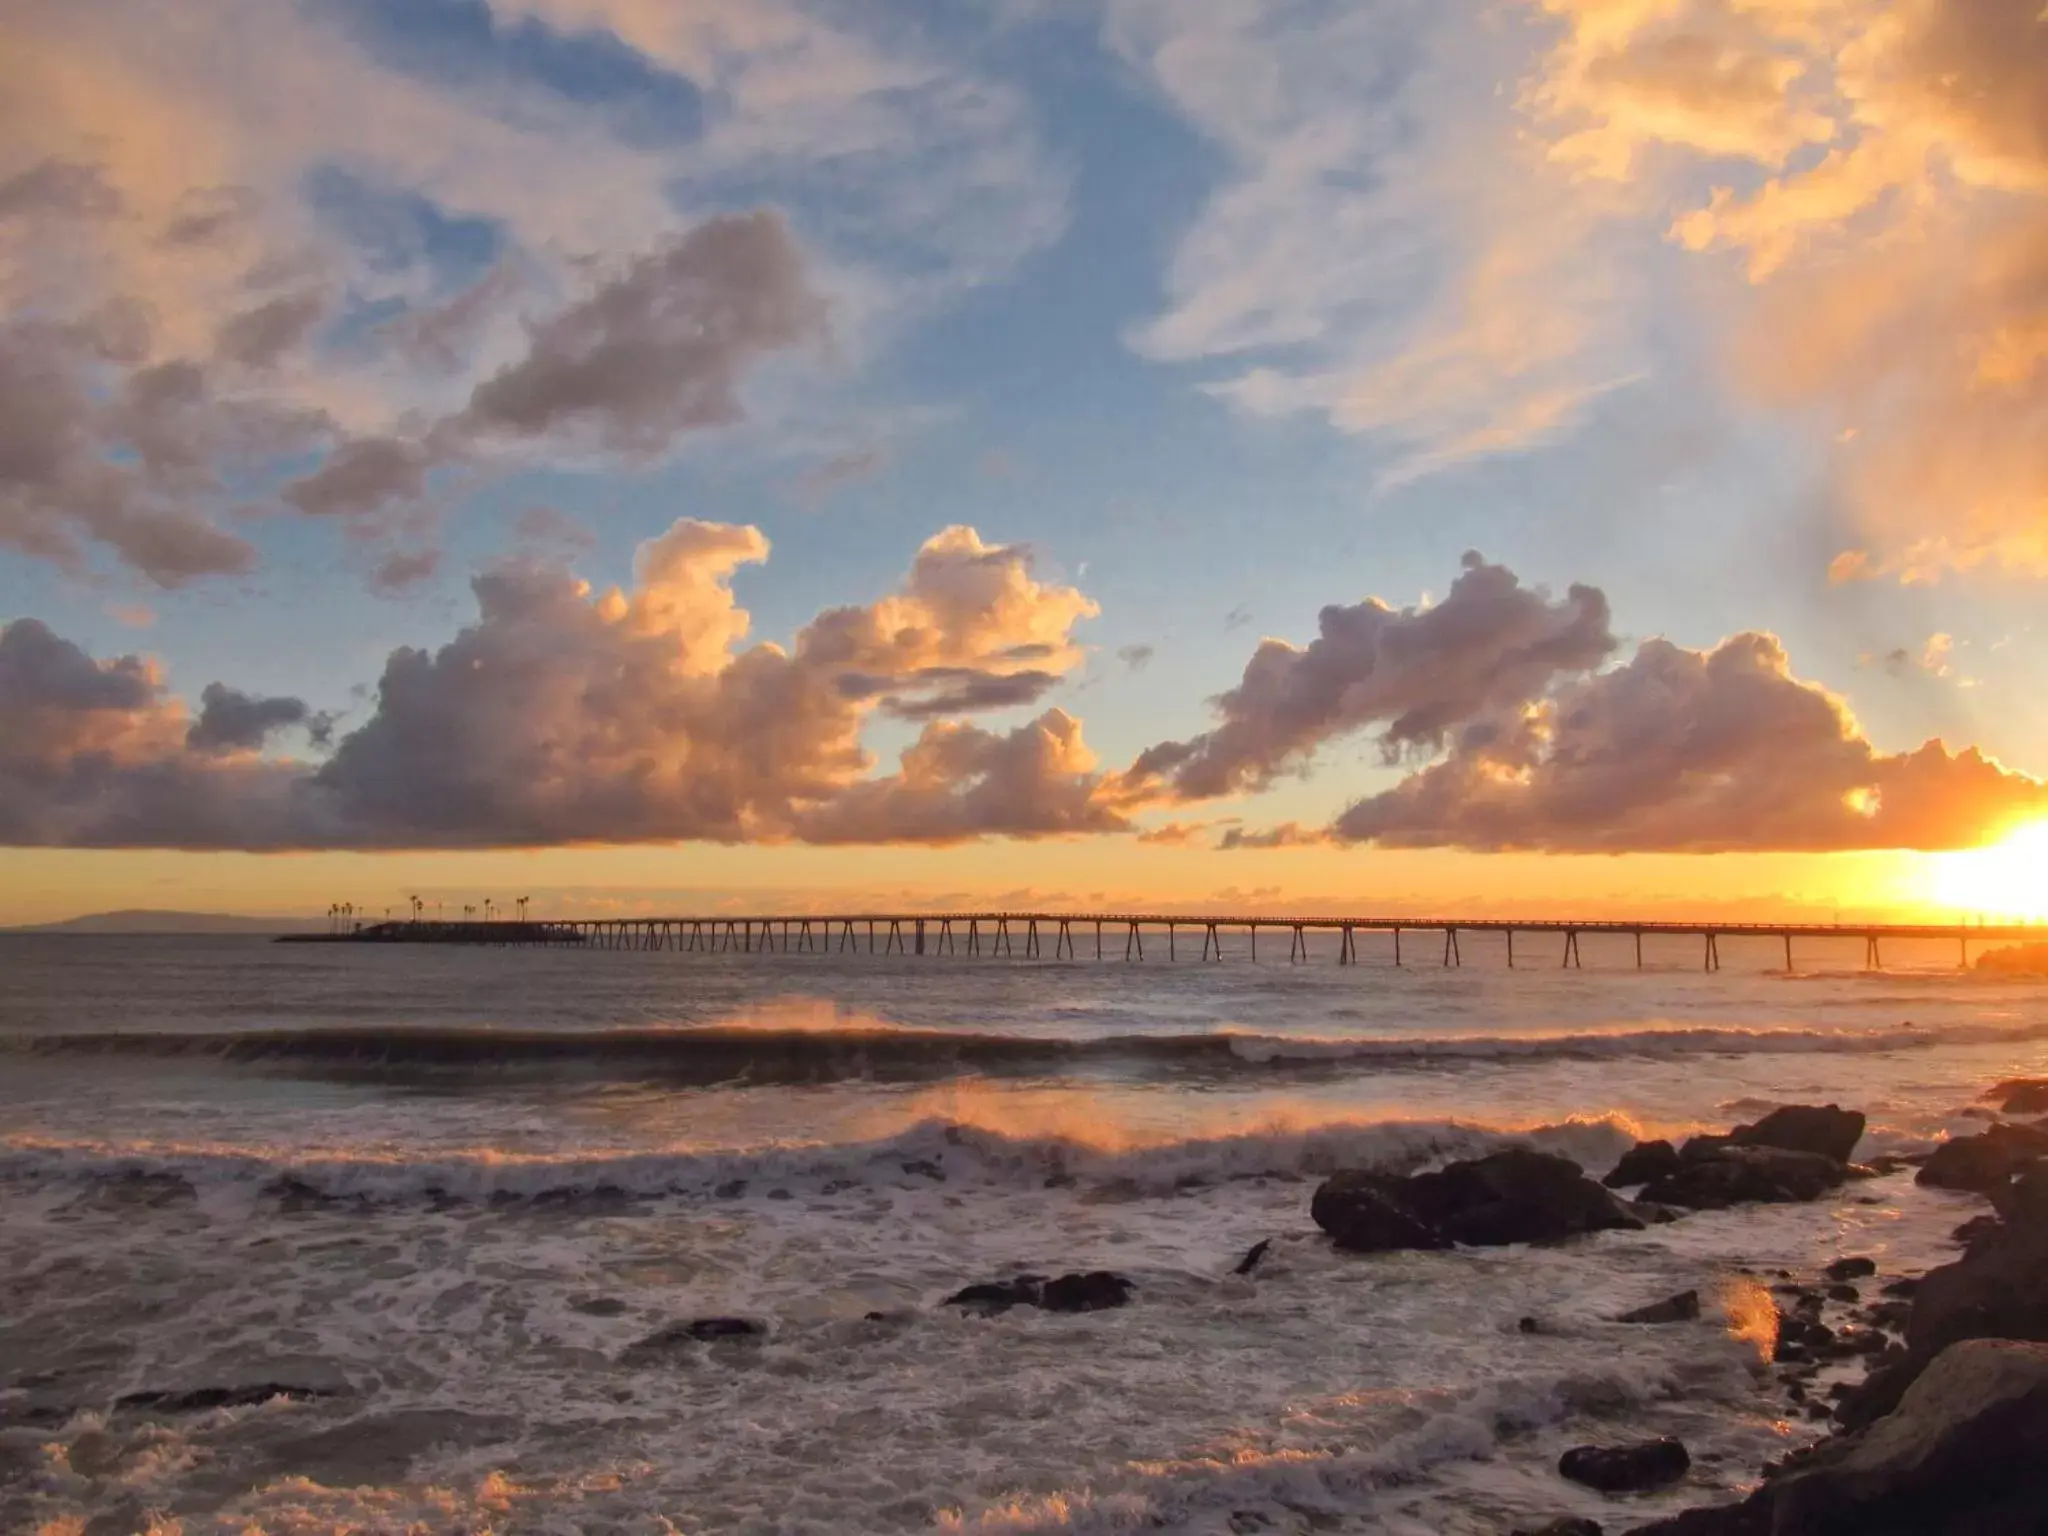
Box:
[1325, 632, 2048, 852]
[1533, 0, 2048, 577]
[186, 684, 312, 755]
[0, 521, 1118, 849]
[1131, 553, 1615, 799]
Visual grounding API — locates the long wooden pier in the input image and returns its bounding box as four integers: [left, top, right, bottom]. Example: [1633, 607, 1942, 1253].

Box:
[309, 914, 2047, 971]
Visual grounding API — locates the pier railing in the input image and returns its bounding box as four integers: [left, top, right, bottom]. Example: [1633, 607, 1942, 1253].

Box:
[319, 913, 2047, 971]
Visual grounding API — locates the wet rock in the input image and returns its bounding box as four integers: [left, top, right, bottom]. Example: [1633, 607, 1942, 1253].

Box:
[1773, 1339, 2048, 1534]
[1041, 1271, 1136, 1312]
[1514, 1521, 1603, 1536]
[1640, 1146, 1847, 1210]
[619, 1317, 766, 1361]
[1729, 1104, 1867, 1164]
[1519, 1316, 1544, 1334]
[115, 1382, 334, 1413]
[1604, 1139, 1681, 1189]
[1865, 1299, 1913, 1331]
[1991, 1078, 2048, 1117]
[569, 1295, 629, 1318]
[1618, 1290, 1701, 1325]
[1826, 1256, 1877, 1282]
[1622, 1505, 1771, 1535]
[1916, 1122, 2048, 1193]
[1628, 1200, 1684, 1225]
[1826, 1283, 1860, 1303]
[1233, 1239, 1272, 1276]
[1311, 1149, 1643, 1254]
[713, 1178, 747, 1199]
[1880, 1276, 1921, 1298]
[945, 1270, 1135, 1315]
[1952, 1213, 2006, 1250]
[1560, 1438, 1691, 1493]
[900, 1159, 946, 1181]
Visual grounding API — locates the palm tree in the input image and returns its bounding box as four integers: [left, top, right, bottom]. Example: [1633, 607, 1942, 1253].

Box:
[517, 896, 530, 924]
[409, 895, 423, 924]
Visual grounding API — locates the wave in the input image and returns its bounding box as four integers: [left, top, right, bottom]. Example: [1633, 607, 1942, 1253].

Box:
[8, 1014, 2044, 1084]
[0, 1111, 1642, 1207]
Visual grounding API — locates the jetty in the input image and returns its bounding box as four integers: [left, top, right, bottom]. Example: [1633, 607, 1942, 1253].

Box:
[286, 913, 2045, 970]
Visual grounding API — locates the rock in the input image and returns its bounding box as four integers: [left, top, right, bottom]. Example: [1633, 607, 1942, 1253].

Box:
[1618, 1290, 1701, 1325]
[945, 1271, 1135, 1314]
[1519, 1316, 1543, 1334]
[1514, 1521, 1604, 1536]
[1952, 1213, 2006, 1250]
[1640, 1146, 1847, 1209]
[1311, 1149, 1643, 1254]
[1233, 1238, 1272, 1276]
[1627, 1199, 1684, 1225]
[1908, 1230, 2048, 1361]
[1730, 1104, 1867, 1164]
[1560, 1438, 1691, 1493]
[1880, 1276, 1920, 1298]
[1991, 1078, 2048, 1116]
[1916, 1122, 2048, 1193]
[1622, 1506, 1770, 1535]
[1604, 1139, 1681, 1188]
[1039, 1271, 1135, 1312]
[1827, 1283, 1860, 1303]
[1826, 1256, 1877, 1281]
[569, 1295, 629, 1318]
[1309, 1171, 1454, 1253]
[619, 1317, 765, 1361]
[1772, 1339, 2048, 1534]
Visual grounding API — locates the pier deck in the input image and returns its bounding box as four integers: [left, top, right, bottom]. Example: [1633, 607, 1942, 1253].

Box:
[301, 914, 2047, 970]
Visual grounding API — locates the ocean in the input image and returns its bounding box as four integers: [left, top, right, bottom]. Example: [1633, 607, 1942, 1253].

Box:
[2, 930, 2043, 1535]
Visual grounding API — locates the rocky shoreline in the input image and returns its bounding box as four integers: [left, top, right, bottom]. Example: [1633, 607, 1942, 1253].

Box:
[1300, 1082, 2048, 1536]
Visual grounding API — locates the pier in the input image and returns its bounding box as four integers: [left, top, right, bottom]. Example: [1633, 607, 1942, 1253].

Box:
[299, 914, 2046, 971]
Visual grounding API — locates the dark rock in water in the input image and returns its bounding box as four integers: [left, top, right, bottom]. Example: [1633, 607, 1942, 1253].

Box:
[1991, 1078, 2048, 1117]
[1729, 1104, 1866, 1164]
[1952, 1213, 2006, 1250]
[945, 1271, 1135, 1314]
[1560, 1438, 1690, 1493]
[1880, 1276, 1920, 1298]
[1519, 1316, 1543, 1334]
[1916, 1122, 2048, 1193]
[900, 1159, 946, 1181]
[569, 1295, 629, 1318]
[1604, 1139, 1681, 1189]
[1826, 1256, 1877, 1282]
[116, 1382, 334, 1413]
[713, 1178, 747, 1199]
[1827, 1283, 1860, 1303]
[1618, 1290, 1700, 1325]
[263, 1408, 515, 1486]
[1627, 1199, 1683, 1225]
[1640, 1146, 1847, 1209]
[619, 1317, 765, 1361]
[1039, 1271, 1135, 1312]
[1233, 1238, 1272, 1276]
[1514, 1521, 1603, 1536]
[1310, 1171, 1452, 1253]
[1311, 1149, 1643, 1254]
[946, 1279, 1042, 1313]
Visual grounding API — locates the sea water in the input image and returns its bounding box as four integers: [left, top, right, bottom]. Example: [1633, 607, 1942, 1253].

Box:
[1, 930, 2043, 1534]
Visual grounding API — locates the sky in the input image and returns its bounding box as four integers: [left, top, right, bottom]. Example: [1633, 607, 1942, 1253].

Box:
[2, 0, 2046, 925]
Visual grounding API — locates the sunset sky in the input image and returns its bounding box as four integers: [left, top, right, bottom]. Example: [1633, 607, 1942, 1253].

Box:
[3, 0, 2045, 925]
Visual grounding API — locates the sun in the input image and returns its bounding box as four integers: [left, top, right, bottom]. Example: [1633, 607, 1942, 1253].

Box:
[1930, 821, 2048, 921]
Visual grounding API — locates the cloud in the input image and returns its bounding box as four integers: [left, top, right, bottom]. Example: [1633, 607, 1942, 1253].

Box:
[794, 710, 1124, 844]
[1132, 553, 1616, 799]
[793, 446, 888, 507]
[369, 549, 442, 595]
[0, 0, 1064, 584]
[455, 212, 824, 455]
[185, 684, 312, 755]
[1325, 632, 2048, 852]
[873, 668, 1062, 720]
[1108, 0, 1641, 477]
[1534, 0, 2048, 577]
[1117, 643, 1155, 672]
[0, 520, 1114, 849]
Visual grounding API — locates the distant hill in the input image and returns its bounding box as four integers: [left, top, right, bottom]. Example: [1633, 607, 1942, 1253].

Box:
[8, 910, 327, 935]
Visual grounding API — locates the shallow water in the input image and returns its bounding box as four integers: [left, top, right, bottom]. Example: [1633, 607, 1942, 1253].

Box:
[1, 934, 2042, 1534]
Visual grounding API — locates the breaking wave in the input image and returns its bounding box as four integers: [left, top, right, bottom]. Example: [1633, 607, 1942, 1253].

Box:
[0, 1111, 1643, 1206]
[7, 1014, 2040, 1085]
